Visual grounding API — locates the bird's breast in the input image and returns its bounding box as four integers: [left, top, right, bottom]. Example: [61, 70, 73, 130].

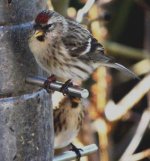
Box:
[54, 106, 84, 149]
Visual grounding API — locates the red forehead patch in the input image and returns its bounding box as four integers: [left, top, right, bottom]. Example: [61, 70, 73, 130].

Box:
[35, 11, 50, 24]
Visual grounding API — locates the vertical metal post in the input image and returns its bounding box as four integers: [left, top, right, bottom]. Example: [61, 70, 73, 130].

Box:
[0, 0, 54, 161]
[0, 0, 48, 96]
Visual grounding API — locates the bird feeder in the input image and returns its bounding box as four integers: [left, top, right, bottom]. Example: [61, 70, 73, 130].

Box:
[0, 0, 54, 161]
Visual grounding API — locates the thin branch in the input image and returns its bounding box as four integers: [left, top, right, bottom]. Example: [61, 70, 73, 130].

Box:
[131, 59, 150, 76]
[105, 74, 150, 121]
[119, 109, 150, 161]
[76, 0, 95, 23]
[123, 149, 150, 161]
[104, 41, 150, 60]
[92, 119, 109, 161]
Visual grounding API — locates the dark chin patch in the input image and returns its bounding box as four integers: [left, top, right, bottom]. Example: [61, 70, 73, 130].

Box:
[36, 35, 45, 41]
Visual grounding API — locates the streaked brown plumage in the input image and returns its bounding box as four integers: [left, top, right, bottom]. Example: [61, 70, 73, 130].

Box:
[52, 92, 84, 149]
[28, 10, 138, 83]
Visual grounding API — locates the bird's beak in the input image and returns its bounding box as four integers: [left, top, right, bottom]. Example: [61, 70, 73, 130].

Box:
[34, 30, 44, 38]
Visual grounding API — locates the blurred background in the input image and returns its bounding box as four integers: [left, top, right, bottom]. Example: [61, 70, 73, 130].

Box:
[49, 0, 150, 160]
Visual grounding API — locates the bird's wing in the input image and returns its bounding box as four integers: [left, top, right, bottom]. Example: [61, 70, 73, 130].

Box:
[62, 19, 138, 79]
[62, 20, 91, 56]
[62, 19, 111, 62]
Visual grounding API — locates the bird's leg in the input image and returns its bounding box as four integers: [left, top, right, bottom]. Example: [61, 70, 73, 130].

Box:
[60, 79, 73, 95]
[43, 75, 56, 93]
[70, 143, 83, 161]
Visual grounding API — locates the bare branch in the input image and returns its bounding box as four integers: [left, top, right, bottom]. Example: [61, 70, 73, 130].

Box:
[131, 59, 150, 76]
[119, 109, 150, 161]
[123, 149, 150, 161]
[104, 41, 150, 60]
[76, 0, 95, 23]
[105, 74, 150, 121]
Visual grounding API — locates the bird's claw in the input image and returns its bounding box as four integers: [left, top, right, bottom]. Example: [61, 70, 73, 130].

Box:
[60, 79, 73, 95]
[70, 143, 83, 161]
[43, 75, 56, 93]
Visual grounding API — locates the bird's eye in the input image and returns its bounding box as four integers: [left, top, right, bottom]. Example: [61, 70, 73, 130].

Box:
[43, 23, 54, 31]
[47, 24, 53, 28]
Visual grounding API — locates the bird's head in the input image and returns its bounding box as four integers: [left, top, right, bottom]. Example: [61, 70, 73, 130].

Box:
[31, 10, 68, 42]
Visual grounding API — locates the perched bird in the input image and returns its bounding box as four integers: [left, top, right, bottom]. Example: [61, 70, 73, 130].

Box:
[52, 92, 84, 159]
[28, 10, 137, 86]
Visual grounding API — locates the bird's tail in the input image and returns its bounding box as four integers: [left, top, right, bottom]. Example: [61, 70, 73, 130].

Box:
[89, 51, 139, 79]
[100, 62, 139, 80]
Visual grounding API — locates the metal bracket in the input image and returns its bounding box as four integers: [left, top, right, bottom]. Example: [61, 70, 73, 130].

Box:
[26, 76, 89, 98]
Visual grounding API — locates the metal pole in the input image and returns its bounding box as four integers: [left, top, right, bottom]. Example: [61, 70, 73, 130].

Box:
[0, 0, 54, 161]
[26, 76, 89, 98]
[53, 144, 98, 161]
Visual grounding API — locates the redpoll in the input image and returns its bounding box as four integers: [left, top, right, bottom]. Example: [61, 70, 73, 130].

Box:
[52, 92, 84, 159]
[28, 10, 137, 84]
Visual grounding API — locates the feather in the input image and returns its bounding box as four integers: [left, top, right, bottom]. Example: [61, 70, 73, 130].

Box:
[105, 62, 140, 80]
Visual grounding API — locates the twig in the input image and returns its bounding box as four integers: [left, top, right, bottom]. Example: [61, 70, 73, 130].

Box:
[104, 41, 150, 60]
[76, 0, 95, 23]
[25, 76, 89, 98]
[105, 74, 150, 121]
[123, 149, 150, 161]
[92, 118, 109, 161]
[119, 109, 150, 161]
[53, 144, 98, 161]
[131, 59, 150, 76]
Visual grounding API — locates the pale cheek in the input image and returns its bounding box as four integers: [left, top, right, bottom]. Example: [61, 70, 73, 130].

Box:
[29, 38, 48, 56]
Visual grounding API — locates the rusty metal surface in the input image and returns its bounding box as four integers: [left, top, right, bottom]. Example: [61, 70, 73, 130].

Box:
[0, 89, 53, 161]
